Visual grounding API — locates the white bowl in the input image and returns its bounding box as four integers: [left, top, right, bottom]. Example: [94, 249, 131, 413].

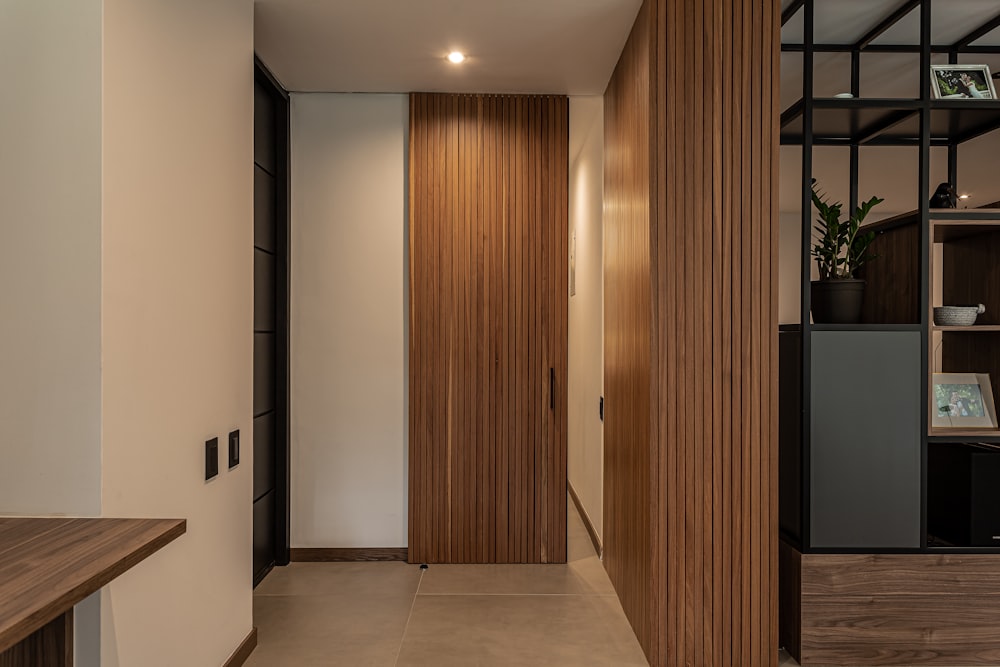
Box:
[934, 304, 986, 326]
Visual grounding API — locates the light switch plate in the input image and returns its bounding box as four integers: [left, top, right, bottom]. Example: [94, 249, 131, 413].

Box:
[206, 438, 219, 480]
[228, 430, 240, 469]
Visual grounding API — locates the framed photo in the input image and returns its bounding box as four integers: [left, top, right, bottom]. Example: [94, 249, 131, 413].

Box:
[930, 64, 997, 100]
[932, 373, 999, 429]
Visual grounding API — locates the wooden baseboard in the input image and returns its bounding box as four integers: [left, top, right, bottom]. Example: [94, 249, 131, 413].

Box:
[289, 547, 408, 562]
[223, 627, 257, 667]
[568, 481, 602, 558]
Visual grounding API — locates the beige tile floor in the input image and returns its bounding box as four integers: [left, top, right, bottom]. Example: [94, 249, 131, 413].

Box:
[249, 499, 798, 666]
[248, 501, 649, 666]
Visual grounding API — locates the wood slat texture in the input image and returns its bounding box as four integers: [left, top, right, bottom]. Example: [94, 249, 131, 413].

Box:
[603, 0, 653, 654]
[408, 93, 568, 564]
[604, 0, 779, 664]
[0, 518, 186, 654]
[858, 224, 921, 324]
[784, 548, 1000, 665]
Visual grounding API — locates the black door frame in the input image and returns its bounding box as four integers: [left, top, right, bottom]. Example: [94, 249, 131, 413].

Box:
[254, 56, 291, 574]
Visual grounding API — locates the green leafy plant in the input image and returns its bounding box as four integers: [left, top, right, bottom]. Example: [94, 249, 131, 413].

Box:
[811, 181, 884, 280]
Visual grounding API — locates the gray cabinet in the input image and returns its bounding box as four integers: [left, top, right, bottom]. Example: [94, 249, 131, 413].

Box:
[810, 331, 921, 548]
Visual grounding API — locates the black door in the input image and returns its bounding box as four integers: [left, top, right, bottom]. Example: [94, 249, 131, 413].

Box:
[253, 61, 289, 585]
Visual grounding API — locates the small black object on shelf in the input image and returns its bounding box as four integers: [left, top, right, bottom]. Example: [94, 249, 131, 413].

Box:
[930, 182, 957, 208]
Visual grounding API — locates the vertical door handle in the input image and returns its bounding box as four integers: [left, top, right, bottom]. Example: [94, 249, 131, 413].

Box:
[550, 367, 555, 410]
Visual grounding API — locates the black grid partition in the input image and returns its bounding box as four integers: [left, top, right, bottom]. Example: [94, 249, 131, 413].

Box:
[779, 0, 1000, 555]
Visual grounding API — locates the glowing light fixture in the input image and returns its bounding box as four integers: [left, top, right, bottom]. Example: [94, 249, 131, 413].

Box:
[959, 194, 971, 200]
[447, 51, 465, 64]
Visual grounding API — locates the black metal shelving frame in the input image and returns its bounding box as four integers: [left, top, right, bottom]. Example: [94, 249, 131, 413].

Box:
[781, 0, 1000, 555]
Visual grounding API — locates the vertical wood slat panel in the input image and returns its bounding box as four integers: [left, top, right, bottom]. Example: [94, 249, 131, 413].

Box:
[409, 93, 568, 565]
[603, 0, 778, 665]
[603, 0, 653, 655]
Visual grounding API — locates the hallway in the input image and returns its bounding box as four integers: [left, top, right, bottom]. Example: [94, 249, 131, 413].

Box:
[248, 499, 648, 666]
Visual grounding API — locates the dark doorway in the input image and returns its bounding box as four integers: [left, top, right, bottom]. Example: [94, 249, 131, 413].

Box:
[253, 59, 290, 585]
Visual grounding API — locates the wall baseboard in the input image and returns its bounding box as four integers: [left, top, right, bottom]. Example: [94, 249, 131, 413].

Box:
[289, 547, 408, 562]
[223, 627, 257, 667]
[568, 481, 603, 559]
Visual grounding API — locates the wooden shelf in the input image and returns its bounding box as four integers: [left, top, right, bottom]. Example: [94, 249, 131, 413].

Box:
[925, 546, 1000, 553]
[933, 325, 1000, 332]
[933, 219, 1000, 242]
[780, 98, 1000, 146]
[930, 208, 1000, 220]
[812, 323, 921, 332]
[929, 428, 1000, 438]
[857, 208, 1000, 238]
[928, 435, 1000, 445]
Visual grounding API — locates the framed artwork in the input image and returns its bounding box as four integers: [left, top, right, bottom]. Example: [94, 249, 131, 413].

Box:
[930, 64, 997, 100]
[932, 372, 999, 429]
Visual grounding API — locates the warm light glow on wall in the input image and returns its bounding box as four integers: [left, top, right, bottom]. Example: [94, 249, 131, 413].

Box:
[447, 51, 465, 64]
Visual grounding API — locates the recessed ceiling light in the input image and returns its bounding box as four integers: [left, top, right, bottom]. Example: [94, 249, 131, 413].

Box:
[447, 51, 465, 64]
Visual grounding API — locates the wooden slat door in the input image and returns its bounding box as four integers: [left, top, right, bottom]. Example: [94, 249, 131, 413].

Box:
[408, 93, 567, 564]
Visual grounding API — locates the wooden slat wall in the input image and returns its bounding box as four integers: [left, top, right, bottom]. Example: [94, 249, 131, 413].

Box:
[603, 0, 654, 654]
[604, 0, 779, 664]
[408, 93, 568, 565]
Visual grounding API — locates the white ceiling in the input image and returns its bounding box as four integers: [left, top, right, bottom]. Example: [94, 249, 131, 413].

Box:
[254, 0, 643, 95]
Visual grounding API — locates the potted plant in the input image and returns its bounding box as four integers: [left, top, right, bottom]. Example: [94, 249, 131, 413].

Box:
[810, 181, 884, 323]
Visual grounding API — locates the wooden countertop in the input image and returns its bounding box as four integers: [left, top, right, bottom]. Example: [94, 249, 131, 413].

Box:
[0, 517, 185, 653]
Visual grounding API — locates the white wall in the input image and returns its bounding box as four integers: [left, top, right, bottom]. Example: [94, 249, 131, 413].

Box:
[568, 97, 605, 544]
[0, 0, 103, 518]
[290, 94, 408, 548]
[100, 1, 254, 665]
[0, 4, 104, 665]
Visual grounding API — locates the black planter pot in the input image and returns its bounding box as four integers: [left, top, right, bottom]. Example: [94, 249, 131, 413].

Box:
[811, 279, 865, 324]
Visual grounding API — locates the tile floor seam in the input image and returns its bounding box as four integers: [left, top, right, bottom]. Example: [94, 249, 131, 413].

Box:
[391, 567, 425, 667]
